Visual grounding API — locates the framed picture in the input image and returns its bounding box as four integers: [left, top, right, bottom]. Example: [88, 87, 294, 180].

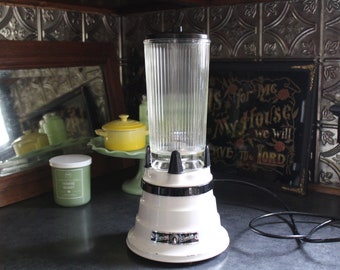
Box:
[207, 61, 318, 195]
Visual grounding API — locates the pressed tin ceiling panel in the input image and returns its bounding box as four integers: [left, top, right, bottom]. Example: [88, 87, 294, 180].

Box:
[41, 9, 82, 41]
[0, 6, 37, 40]
[209, 4, 258, 58]
[262, 1, 320, 57]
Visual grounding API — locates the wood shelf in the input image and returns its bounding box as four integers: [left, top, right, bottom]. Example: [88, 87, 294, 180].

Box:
[309, 184, 340, 196]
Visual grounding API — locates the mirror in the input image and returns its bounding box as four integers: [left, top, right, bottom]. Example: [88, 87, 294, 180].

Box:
[0, 40, 125, 206]
[0, 65, 110, 176]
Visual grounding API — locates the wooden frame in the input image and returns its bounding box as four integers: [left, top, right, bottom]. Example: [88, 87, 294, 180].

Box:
[0, 40, 125, 117]
[0, 40, 126, 207]
[208, 61, 318, 195]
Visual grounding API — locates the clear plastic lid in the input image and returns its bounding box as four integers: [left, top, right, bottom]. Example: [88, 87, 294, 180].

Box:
[145, 32, 209, 42]
[49, 154, 92, 169]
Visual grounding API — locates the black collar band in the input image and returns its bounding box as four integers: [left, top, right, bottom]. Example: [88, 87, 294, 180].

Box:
[141, 180, 214, 197]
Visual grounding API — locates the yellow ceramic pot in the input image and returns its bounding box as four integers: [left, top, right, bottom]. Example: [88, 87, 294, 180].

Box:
[95, 114, 147, 151]
[12, 130, 49, 156]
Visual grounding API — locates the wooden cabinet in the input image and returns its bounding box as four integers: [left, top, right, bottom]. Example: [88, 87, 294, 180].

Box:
[0, 0, 276, 14]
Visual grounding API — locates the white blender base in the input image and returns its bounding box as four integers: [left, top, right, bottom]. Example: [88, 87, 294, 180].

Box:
[126, 190, 229, 263]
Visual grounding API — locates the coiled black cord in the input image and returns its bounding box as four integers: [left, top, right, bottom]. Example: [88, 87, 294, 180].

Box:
[214, 179, 340, 244]
[249, 211, 340, 243]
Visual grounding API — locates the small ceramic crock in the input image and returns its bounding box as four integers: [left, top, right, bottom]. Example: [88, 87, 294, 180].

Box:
[95, 114, 147, 151]
[12, 130, 49, 156]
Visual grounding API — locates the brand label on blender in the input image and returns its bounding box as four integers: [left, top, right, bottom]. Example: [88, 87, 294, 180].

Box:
[207, 63, 316, 190]
[151, 231, 199, 244]
[54, 169, 84, 199]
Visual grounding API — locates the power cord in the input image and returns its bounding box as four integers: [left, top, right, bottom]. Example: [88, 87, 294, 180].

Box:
[214, 178, 340, 244]
[249, 211, 340, 243]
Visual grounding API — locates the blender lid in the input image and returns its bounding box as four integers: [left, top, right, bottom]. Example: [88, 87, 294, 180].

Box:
[145, 27, 209, 41]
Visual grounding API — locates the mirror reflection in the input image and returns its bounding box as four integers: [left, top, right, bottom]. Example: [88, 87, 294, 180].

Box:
[0, 66, 110, 176]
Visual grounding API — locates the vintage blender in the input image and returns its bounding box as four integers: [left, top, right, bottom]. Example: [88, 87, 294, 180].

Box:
[126, 30, 229, 263]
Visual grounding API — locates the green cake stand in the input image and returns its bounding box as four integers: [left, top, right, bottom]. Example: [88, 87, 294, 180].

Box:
[88, 137, 145, 195]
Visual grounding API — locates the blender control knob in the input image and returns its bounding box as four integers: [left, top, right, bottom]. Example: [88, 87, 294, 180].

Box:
[170, 234, 179, 244]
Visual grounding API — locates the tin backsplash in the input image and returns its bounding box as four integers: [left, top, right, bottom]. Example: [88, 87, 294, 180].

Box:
[0, 1, 339, 188]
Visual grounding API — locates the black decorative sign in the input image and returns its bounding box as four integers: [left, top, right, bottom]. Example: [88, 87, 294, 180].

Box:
[207, 62, 317, 194]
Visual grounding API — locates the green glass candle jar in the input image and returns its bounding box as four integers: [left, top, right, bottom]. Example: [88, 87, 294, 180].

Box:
[49, 154, 92, 207]
[43, 112, 68, 145]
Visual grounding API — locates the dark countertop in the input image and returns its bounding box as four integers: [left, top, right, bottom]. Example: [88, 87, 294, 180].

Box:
[1, 176, 340, 270]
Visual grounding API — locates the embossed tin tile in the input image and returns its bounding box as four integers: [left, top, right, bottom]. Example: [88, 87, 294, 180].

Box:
[123, 11, 165, 59]
[84, 13, 120, 57]
[103, 14, 120, 42]
[85, 13, 103, 41]
[144, 10, 163, 32]
[0, 6, 38, 40]
[122, 8, 207, 64]
[323, 0, 340, 58]
[319, 126, 340, 187]
[320, 97, 338, 126]
[42, 9, 82, 41]
[262, 1, 320, 57]
[85, 13, 119, 44]
[318, 60, 340, 185]
[123, 14, 148, 59]
[321, 60, 340, 110]
[121, 12, 160, 118]
[209, 4, 258, 59]
[172, 7, 207, 33]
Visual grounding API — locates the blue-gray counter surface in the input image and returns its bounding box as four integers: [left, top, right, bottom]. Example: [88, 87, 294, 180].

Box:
[1, 179, 340, 270]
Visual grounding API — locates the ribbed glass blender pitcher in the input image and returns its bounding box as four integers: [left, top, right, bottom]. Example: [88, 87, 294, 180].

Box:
[144, 31, 211, 171]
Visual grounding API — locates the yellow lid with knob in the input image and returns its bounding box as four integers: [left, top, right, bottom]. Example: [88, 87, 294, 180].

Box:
[102, 114, 145, 131]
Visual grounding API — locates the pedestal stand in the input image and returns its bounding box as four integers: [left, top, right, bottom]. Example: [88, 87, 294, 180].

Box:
[88, 137, 144, 195]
